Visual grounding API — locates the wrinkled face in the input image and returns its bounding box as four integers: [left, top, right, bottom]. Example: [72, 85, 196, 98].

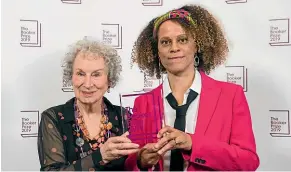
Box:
[72, 51, 109, 105]
[157, 20, 197, 75]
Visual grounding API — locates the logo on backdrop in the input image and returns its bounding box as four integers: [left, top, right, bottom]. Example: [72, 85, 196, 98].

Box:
[225, 0, 247, 4]
[144, 74, 163, 90]
[61, 63, 74, 92]
[225, 66, 248, 92]
[20, 110, 40, 138]
[20, 19, 42, 47]
[61, 0, 81, 4]
[101, 24, 122, 49]
[269, 110, 291, 137]
[269, 18, 290, 46]
[142, 0, 163, 6]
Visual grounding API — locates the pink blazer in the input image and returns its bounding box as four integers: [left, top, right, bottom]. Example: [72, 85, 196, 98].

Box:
[125, 71, 260, 171]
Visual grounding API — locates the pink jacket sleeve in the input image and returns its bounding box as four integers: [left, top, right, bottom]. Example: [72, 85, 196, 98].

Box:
[182, 86, 260, 171]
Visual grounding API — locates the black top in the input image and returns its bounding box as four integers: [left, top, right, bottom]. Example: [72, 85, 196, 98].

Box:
[37, 97, 127, 171]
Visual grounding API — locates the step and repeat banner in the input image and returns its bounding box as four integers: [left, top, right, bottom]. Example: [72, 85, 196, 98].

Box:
[2, 0, 291, 170]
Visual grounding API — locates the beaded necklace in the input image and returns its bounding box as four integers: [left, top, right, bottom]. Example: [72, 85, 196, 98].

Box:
[73, 98, 112, 153]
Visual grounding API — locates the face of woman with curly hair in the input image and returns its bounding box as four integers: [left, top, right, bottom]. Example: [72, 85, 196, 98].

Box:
[72, 52, 109, 105]
[157, 20, 197, 75]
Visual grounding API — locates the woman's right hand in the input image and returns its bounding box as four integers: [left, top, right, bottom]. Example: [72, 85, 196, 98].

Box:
[138, 143, 161, 169]
[100, 132, 140, 164]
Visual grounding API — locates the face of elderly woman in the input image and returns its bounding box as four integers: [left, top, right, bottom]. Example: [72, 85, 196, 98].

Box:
[72, 51, 109, 105]
[157, 20, 197, 75]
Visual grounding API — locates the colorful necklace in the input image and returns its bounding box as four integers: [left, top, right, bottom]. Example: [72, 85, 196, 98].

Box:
[73, 98, 113, 152]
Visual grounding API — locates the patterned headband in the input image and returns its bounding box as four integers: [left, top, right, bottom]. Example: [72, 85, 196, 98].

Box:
[153, 9, 196, 38]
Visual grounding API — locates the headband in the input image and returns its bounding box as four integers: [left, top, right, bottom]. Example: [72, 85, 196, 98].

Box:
[153, 9, 196, 38]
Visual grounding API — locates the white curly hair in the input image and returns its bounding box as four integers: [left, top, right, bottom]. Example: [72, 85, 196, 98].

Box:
[62, 36, 122, 88]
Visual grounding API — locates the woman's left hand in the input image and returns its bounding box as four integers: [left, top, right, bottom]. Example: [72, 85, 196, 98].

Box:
[153, 126, 192, 155]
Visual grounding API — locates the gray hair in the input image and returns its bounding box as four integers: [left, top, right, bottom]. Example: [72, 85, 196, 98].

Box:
[63, 37, 122, 88]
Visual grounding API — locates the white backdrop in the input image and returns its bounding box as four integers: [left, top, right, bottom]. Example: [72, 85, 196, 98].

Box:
[1, 0, 291, 170]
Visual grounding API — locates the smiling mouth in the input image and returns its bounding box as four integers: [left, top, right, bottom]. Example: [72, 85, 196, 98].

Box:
[81, 91, 96, 97]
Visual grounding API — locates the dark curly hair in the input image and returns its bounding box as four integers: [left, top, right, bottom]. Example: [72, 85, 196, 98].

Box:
[131, 4, 229, 79]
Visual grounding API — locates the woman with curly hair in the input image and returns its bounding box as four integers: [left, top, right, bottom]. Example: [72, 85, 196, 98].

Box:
[37, 37, 139, 171]
[126, 4, 260, 171]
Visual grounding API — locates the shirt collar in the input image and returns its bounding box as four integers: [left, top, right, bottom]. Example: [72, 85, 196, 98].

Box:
[162, 70, 202, 98]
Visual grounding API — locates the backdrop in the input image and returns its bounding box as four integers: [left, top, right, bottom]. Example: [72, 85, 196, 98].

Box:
[2, 0, 291, 170]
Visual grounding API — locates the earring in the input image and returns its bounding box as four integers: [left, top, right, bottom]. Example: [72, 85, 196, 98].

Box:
[158, 57, 162, 67]
[194, 54, 199, 69]
[107, 86, 110, 93]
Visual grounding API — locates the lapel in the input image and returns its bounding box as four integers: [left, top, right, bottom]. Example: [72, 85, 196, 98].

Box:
[62, 98, 75, 123]
[194, 71, 222, 135]
[103, 97, 121, 135]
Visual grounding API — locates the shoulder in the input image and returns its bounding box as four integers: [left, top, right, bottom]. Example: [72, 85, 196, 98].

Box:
[40, 105, 65, 122]
[112, 104, 122, 113]
[204, 73, 244, 98]
[216, 79, 243, 93]
[104, 96, 121, 110]
[40, 98, 74, 122]
[103, 96, 123, 115]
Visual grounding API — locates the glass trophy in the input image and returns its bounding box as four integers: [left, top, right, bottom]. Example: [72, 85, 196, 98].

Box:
[119, 87, 165, 146]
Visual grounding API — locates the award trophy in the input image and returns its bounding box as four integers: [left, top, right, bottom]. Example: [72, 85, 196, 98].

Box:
[119, 88, 165, 146]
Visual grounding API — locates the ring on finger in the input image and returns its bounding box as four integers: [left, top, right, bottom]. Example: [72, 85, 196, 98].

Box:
[174, 138, 181, 145]
[172, 139, 178, 147]
[162, 132, 170, 137]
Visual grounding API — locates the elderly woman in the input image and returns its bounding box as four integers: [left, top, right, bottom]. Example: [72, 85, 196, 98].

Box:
[125, 4, 260, 171]
[37, 38, 139, 171]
